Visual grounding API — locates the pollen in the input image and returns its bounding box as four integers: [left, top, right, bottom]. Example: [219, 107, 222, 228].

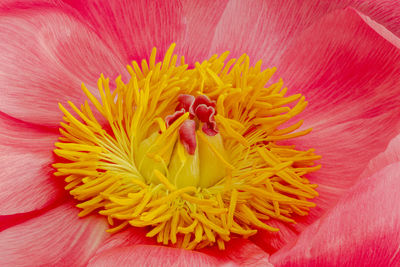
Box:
[53, 43, 321, 250]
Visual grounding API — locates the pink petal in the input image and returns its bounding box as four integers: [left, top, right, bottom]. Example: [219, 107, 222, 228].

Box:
[0, 202, 109, 266]
[209, 0, 343, 65]
[3, 1, 229, 64]
[270, 162, 400, 266]
[93, 223, 272, 266]
[203, 239, 273, 266]
[355, 0, 400, 38]
[89, 245, 221, 267]
[93, 227, 156, 256]
[63, 0, 186, 63]
[0, 0, 60, 9]
[278, 8, 400, 126]
[208, 0, 400, 66]
[90, 239, 272, 267]
[0, 8, 126, 126]
[0, 113, 65, 216]
[4, 1, 400, 65]
[361, 134, 400, 178]
[254, 8, 400, 253]
[93, 223, 271, 266]
[179, 0, 230, 64]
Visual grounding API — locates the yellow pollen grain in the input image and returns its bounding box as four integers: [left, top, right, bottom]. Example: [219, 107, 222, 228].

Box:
[53, 43, 321, 250]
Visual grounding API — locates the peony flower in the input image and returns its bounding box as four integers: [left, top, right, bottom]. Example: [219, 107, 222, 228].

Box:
[1, 0, 400, 266]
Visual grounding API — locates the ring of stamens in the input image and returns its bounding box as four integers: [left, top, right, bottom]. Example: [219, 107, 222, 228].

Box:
[53, 43, 321, 250]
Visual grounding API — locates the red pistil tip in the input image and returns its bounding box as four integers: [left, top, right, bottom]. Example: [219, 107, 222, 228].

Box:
[178, 120, 197, 155]
[165, 94, 218, 154]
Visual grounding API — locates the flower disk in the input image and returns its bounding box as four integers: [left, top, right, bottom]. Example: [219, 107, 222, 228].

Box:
[53, 44, 321, 250]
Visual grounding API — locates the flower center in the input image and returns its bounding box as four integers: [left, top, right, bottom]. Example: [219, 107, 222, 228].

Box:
[53, 44, 321, 250]
[138, 93, 228, 189]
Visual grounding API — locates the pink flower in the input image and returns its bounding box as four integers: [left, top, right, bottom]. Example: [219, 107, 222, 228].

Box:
[1, 0, 400, 266]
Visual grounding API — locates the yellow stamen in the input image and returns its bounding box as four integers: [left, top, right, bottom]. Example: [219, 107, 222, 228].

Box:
[53, 43, 321, 250]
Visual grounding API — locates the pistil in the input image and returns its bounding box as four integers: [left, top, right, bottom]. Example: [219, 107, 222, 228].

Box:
[140, 94, 228, 189]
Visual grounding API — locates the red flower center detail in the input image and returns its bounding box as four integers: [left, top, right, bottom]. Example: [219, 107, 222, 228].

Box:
[165, 94, 218, 155]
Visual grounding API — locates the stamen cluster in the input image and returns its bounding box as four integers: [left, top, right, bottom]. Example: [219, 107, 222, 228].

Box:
[53, 44, 321, 250]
